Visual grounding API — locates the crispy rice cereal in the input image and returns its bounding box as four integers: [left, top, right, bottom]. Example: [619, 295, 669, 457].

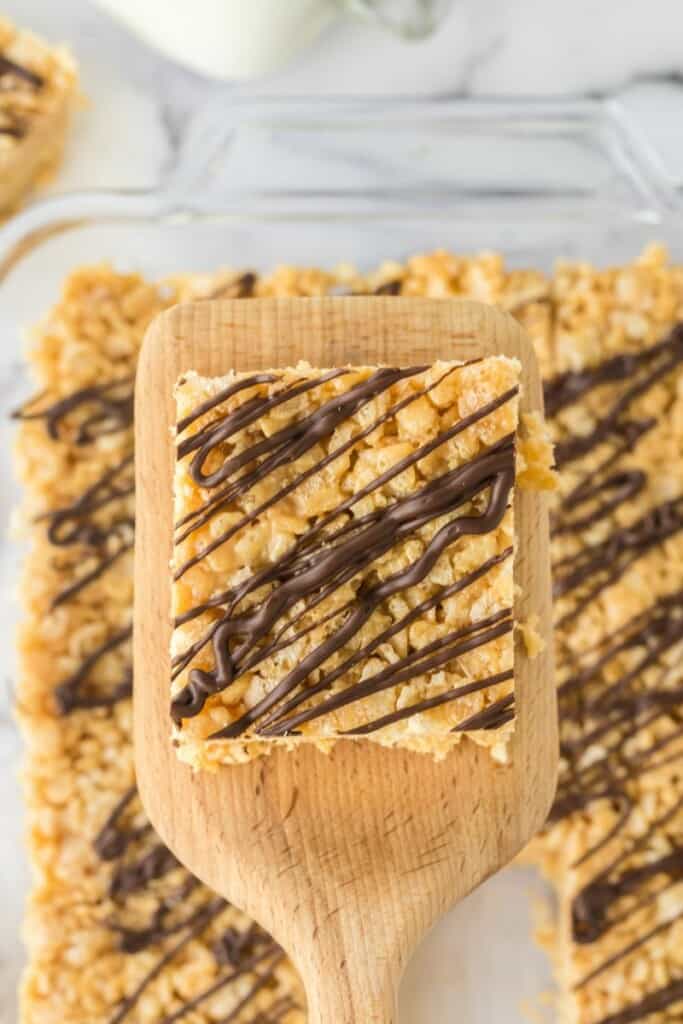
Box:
[171, 357, 519, 768]
[0, 17, 77, 215]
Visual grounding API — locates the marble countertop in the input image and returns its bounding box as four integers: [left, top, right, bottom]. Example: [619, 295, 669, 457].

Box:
[0, 3, 682, 1022]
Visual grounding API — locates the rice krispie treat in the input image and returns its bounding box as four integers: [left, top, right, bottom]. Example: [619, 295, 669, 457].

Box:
[0, 17, 77, 215]
[171, 357, 520, 768]
[537, 244, 683, 1024]
[342, 248, 554, 376]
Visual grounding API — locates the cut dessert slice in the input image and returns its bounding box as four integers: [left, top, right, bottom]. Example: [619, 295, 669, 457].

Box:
[170, 356, 520, 767]
[0, 17, 77, 215]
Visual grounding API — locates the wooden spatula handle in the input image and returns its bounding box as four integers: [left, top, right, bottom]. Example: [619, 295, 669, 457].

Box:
[302, 951, 399, 1023]
[291, 911, 403, 1024]
[307, 986, 397, 1023]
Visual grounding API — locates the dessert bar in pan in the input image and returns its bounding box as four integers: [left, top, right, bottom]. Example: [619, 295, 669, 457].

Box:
[14, 247, 683, 1023]
[535, 248, 683, 1024]
[0, 17, 77, 215]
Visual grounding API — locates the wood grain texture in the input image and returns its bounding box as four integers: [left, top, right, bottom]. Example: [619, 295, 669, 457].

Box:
[134, 297, 557, 1023]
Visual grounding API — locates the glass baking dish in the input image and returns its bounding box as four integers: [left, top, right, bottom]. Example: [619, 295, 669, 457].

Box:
[0, 96, 681, 1024]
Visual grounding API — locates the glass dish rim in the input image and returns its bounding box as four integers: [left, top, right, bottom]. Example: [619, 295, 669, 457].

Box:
[1, 94, 681, 286]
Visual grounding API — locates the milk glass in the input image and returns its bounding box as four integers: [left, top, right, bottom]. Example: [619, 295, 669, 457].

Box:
[92, 0, 455, 79]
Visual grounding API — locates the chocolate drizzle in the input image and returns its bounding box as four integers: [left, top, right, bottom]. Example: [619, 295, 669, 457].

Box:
[207, 271, 258, 299]
[30, 447, 136, 616]
[92, 786, 296, 1024]
[553, 495, 683, 626]
[591, 980, 683, 1024]
[0, 117, 23, 138]
[50, 516, 134, 609]
[41, 452, 134, 547]
[549, 328, 683, 469]
[171, 366, 517, 737]
[374, 280, 403, 295]
[0, 54, 43, 137]
[55, 624, 132, 712]
[13, 377, 134, 444]
[544, 321, 683, 1021]
[0, 53, 44, 88]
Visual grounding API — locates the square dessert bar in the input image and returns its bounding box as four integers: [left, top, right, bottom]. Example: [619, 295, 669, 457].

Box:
[0, 17, 77, 215]
[171, 357, 520, 769]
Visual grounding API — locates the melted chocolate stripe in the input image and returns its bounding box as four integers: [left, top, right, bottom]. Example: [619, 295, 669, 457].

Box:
[55, 624, 132, 713]
[109, 841, 180, 899]
[0, 117, 24, 138]
[575, 911, 683, 990]
[261, 612, 513, 737]
[181, 442, 513, 733]
[93, 786, 141, 860]
[175, 364, 462, 546]
[205, 956, 288, 1024]
[51, 525, 133, 609]
[174, 366, 426, 577]
[172, 370, 517, 725]
[178, 368, 351, 469]
[205, 271, 258, 301]
[255, 548, 513, 733]
[573, 847, 683, 942]
[0, 53, 44, 87]
[557, 588, 683, 700]
[109, 877, 202, 953]
[554, 497, 683, 601]
[553, 470, 646, 536]
[41, 453, 134, 547]
[107, 898, 227, 1024]
[172, 384, 518, 646]
[92, 785, 295, 1022]
[571, 793, 683, 943]
[593, 978, 683, 1024]
[173, 437, 513, 691]
[345, 669, 514, 736]
[454, 692, 515, 731]
[375, 280, 403, 295]
[157, 947, 283, 1024]
[543, 327, 683, 417]
[176, 371, 278, 434]
[14, 378, 134, 444]
[544, 321, 683, 1020]
[554, 499, 683, 631]
[587, 620, 683, 714]
[550, 327, 683, 469]
[252, 998, 299, 1024]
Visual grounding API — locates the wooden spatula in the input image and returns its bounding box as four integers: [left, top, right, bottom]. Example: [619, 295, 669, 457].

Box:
[134, 296, 556, 1023]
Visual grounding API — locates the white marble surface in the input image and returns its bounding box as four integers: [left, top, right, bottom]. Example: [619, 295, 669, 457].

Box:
[0, 2, 682, 1023]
